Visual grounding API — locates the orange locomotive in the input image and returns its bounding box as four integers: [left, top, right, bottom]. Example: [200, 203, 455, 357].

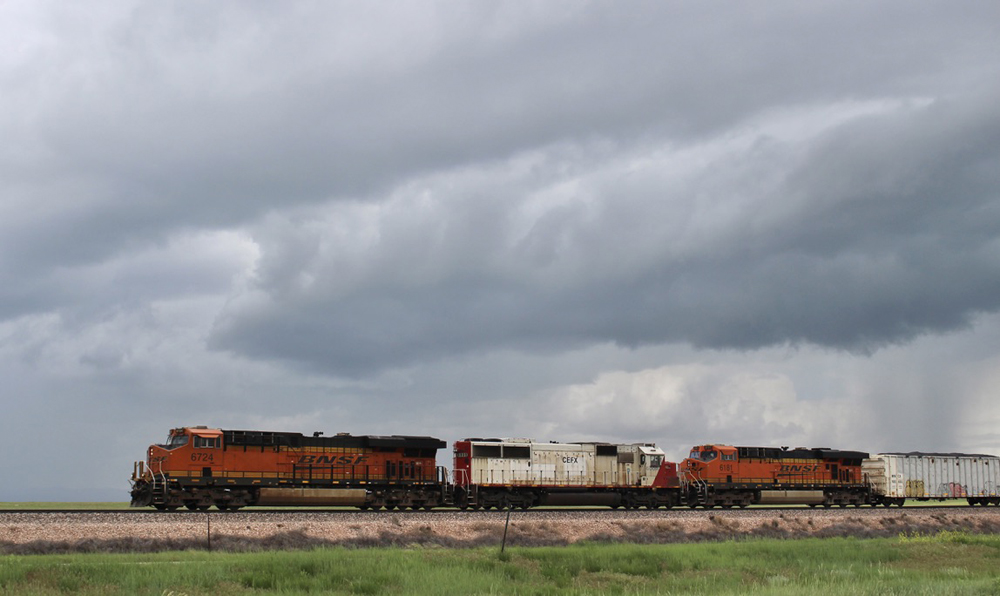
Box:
[681, 444, 871, 508]
[130, 426, 448, 510]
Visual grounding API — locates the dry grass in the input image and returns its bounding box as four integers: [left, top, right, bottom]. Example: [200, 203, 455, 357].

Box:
[6, 509, 1000, 555]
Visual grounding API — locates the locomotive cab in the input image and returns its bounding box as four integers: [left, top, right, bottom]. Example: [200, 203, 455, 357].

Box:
[138, 426, 222, 480]
[683, 445, 738, 482]
[131, 426, 224, 509]
[636, 445, 666, 486]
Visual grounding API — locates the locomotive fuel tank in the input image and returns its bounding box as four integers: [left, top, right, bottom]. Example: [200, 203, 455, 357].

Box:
[255, 488, 369, 506]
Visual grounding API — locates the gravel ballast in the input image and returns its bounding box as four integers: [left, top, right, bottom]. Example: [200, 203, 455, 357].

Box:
[3, 508, 1000, 553]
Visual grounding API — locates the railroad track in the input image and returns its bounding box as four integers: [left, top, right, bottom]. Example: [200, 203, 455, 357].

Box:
[0, 503, 987, 515]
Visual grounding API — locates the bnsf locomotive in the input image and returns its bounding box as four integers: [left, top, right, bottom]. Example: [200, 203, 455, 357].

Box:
[681, 444, 870, 508]
[130, 426, 448, 511]
[131, 426, 1000, 510]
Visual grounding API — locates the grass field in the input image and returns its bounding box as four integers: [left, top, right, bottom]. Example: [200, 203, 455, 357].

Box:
[2, 531, 999, 595]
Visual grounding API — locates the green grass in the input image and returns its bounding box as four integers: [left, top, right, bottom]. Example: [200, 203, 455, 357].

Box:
[3, 532, 1000, 595]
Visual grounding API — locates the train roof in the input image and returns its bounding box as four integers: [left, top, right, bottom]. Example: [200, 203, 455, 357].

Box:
[734, 446, 870, 460]
[222, 429, 446, 450]
[876, 451, 999, 459]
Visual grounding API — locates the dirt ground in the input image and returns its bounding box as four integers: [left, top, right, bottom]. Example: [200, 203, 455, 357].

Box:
[4, 507, 1000, 553]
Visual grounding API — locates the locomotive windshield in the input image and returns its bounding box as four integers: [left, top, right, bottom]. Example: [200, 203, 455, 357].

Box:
[166, 434, 189, 449]
[689, 450, 717, 462]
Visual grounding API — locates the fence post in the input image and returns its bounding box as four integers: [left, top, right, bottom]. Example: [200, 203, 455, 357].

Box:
[501, 506, 512, 554]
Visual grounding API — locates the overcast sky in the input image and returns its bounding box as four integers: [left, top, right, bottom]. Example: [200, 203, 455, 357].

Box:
[2, 2, 1000, 501]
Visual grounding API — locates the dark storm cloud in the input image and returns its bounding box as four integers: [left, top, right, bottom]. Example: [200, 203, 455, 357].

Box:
[210, 89, 1000, 374]
[4, 2, 998, 323]
[2, 2, 998, 371]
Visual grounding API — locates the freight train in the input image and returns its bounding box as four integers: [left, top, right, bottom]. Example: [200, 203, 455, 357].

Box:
[130, 426, 1000, 511]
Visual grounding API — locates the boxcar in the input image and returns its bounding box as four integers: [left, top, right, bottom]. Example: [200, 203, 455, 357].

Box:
[863, 452, 1000, 507]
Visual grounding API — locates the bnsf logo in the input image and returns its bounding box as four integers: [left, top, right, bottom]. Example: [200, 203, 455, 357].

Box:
[297, 455, 368, 465]
[779, 464, 821, 473]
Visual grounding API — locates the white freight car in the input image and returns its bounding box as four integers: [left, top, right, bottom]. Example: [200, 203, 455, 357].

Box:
[452, 438, 678, 509]
[863, 452, 1000, 507]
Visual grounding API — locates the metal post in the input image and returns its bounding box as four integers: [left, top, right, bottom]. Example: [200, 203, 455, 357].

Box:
[501, 506, 512, 554]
